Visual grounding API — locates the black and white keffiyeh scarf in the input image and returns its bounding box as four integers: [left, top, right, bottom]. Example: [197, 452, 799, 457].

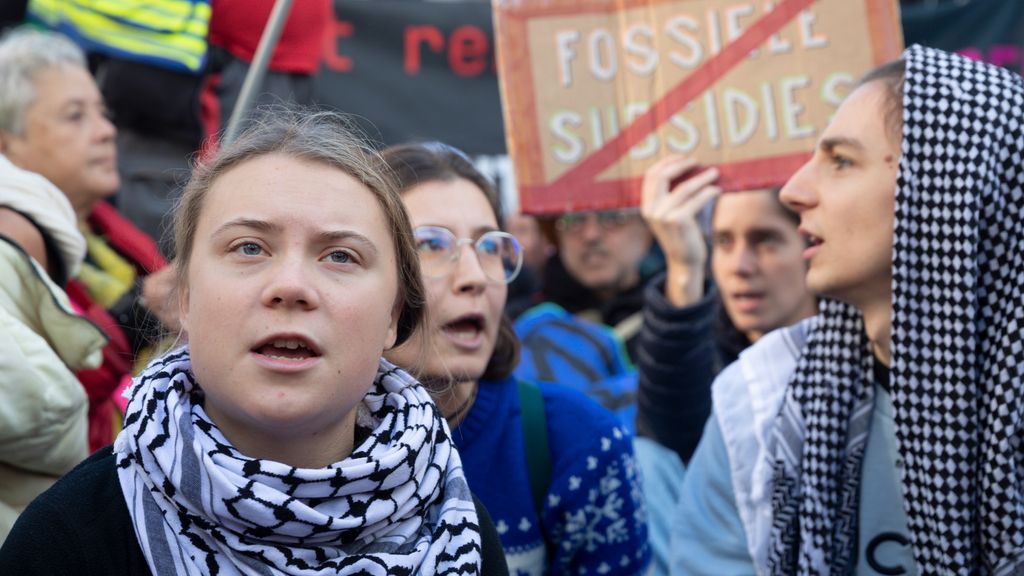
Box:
[114, 347, 482, 575]
[768, 46, 1024, 575]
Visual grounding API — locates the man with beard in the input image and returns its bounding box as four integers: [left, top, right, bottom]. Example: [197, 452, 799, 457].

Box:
[538, 208, 659, 359]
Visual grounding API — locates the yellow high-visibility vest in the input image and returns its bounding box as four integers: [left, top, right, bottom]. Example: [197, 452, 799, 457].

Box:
[29, 0, 211, 73]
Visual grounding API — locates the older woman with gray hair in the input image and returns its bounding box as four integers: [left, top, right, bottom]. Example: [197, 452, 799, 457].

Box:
[0, 28, 175, 456]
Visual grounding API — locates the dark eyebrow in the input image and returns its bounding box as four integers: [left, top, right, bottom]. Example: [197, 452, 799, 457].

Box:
[213, 218, 379, 257]
[748, 227, 785, 238]
[420, 224, 500, 238]
[819, 136, 865, 154]
[472, 225, 500, 238]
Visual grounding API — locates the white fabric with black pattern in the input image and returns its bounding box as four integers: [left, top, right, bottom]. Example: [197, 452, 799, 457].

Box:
[114, 347, 482, 575]
[767, 300, 875, 575]
[768, 45, 1024, 575]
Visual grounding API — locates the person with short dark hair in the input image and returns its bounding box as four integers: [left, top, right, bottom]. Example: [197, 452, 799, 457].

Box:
[629, 162, 818, 574]
[512, 197, 658, 447]
[635, 160, 818, 465]
[540, 206, 658, 359]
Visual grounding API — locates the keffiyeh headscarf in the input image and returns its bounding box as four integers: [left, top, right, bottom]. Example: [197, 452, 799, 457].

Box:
[768, 46, 1024, 575]
[114, 347, 482, 575]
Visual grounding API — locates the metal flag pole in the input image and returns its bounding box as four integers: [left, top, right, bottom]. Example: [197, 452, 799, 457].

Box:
[221, 0, 295, 146]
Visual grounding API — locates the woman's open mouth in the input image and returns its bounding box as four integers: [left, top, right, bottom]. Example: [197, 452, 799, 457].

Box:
[251, 335, 322, 371]
[256, 339, 316, 359]
[442, 314, 485, 350]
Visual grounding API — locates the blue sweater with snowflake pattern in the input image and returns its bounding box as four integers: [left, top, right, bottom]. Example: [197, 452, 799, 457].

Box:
[452, 376, 650, 576]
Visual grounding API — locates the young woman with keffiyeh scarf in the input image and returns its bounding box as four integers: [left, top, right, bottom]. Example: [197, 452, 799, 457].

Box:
[0, 109, 508, 575]
[669, 45, 1024, 575]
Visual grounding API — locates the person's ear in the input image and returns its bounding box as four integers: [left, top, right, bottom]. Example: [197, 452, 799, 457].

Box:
[0, 130, 30, 163]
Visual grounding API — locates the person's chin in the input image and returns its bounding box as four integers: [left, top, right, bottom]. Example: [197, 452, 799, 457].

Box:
[442, 354, 489, 383]
[729, 313, 761, 336]
[804, 267, 831, 296]
[578, 271, 620, 292]
[805, 276, 853, 306]
[92, 168, 121, 190]
[414, 350, 485, 383]
[88, 181, 120, 201]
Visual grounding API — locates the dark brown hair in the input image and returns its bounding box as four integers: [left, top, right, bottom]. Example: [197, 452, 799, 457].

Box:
[381, 141, 521, 381]
[174, 107, 425, 347]
[857, 58, 906, 144]
[710, 188, 798, 230]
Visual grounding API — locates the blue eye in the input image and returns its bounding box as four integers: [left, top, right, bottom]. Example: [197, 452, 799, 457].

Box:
[326, 250, 353, 264]
[477, 235, 501, 255]
[416, 235, 449, 253]
[239, 242, 262, 256]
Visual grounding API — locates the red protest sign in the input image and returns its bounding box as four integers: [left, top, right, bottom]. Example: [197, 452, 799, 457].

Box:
[494, 0, 903, 214]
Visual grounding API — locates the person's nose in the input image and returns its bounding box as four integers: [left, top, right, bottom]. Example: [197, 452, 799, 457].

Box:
[451, 243, 488, 295]
[733, 243, 758, 277]
[578, 214, 603, 242]
[94, 108, 116, 142]
[261, 253, 319, 310]
[779, 162, 817, 214]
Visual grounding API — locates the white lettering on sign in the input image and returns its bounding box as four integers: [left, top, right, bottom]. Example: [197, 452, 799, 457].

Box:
[547, 74, 838, 164]
[555, 6, 828, 85]
[624, 24, 658, 75]
[556, 30, 581, 87]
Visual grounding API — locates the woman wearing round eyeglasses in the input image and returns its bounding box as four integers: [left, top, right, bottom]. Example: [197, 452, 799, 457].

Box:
[383, 142, 650, 576]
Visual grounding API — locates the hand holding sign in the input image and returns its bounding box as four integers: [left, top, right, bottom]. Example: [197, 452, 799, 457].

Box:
[494, 0, 903, 214]
[641, 155, 720, 307]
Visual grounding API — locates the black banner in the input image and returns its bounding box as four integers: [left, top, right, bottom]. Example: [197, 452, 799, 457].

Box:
[318, 1, 504, 154]
[902, 0, 1024, 73]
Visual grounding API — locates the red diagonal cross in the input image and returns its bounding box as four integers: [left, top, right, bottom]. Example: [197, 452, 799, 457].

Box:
[548, 0, 818, 191]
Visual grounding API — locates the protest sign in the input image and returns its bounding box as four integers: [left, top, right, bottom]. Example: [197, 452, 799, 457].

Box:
[493, 0, 903, 214]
